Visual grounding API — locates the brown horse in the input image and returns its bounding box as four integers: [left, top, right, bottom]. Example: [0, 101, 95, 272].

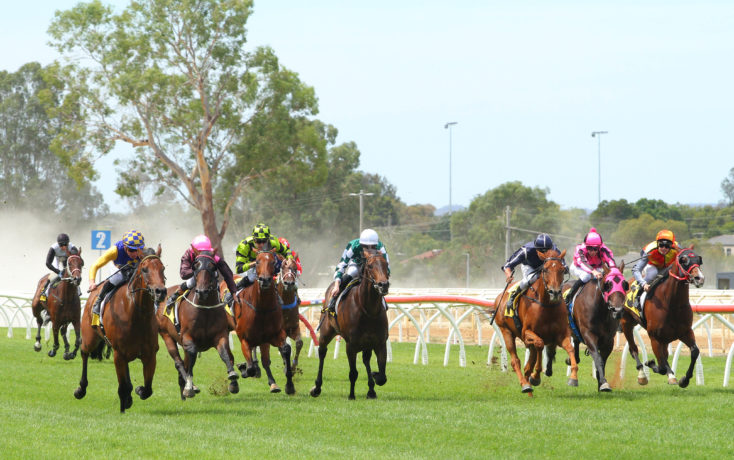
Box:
[277, 257, 303, 370]
[158, 249, 239, 399]
[74, 246, 167, 412]
[310, 249, 390, 400]
[620, 247, 704, 387]
[31, 250, 84, 359]
[230, 250, 295, 394]
[552, 263, 627, 392]
[494, 249, 578, 394]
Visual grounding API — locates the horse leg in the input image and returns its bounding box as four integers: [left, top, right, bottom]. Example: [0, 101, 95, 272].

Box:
[292, 332, 303, 369]
[598, 341, 614, 392]
[259, 345, 281, 393]
[114, 352, 133, 413]
[69, 318, 81, 360]
[216, 336, 239, 394]
[238, 339, 256, 378]
[621, 316, 648, 385]
[502, 329, 532, 393]
[48, 324, 60, 358]
[545, 345, 556, 377]
[559, 334, 579, 387]
[648, 337, 676, 384]
[61, 324, 72, 360]
[276, 338, 295, 395]
[181, 336, 198, 398]
[523, 330, 543, 386]
[373, 340, 388, 387]
[677, 329, 700, 389]
[161, 332, 187, 399]
[34, 317, 42, 352]
[586, 339, 610, 391]
[310, 320, 336, 398]
[135, 350, 156, 401]
[73, 350, 90, 400]
[362, 349, 377, 399]
[346, 344, 359, 400]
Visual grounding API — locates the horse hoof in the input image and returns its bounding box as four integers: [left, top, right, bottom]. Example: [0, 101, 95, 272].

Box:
[74, 387, 86, 400]
[254, 367, 262, 378]
[270, 384, 281, 393]
[637, 377, 648, 385]
[136, 386, 152, 400]
[285, 383, 296, 395]
[348, 394, 356, 400]
[567, 378, 579, 387]
[545, 369, 553, 377]
[124, 395, 133, 410]
[229, 381, 240, 394]
[521, 385, 533, 393]
[63, 352, 72, 360]
[372, 372, 387, 386]
[228, 371, 238, 381]
[678, 376, 690, 388]
[48, 349, 56, 358]
[183, 388, 196, 398]
[529, 377, 541, 386]
[599, 383, 612, 392]
[193, 385, 200, 394]
[565, 358, 571, 366]
[309, 386, 321, 398]
[668, 377, 678, 385]
[367, 391, 377, 399]
[33, 342, 41, 352]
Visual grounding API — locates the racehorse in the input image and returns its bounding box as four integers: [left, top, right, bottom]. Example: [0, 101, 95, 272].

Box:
[158, 249, 239, 399]
[552, 263, 627, 392]
[493, 249, 578, 394]
[277, 257, 303, 370]
[31, 249, 84, 359]
[620, 247, 704, 387]
[230, 250, 295, 394]
[73, 245, 167, 412]
[310, 249, 390, 400]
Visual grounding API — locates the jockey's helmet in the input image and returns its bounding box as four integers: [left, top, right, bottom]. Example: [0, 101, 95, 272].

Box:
[359, 228, 379, 246]
[191, 234, 213, 252]
[252, 223, 270, 242]
[122, 230, 145, 250]
[656, 229, 675, 244]
[534, 233, 553, 250]
[57, 233, 70, 246]
[584, 227, 602, 247]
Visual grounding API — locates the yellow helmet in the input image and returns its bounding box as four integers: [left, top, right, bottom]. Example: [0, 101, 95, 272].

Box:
[656, 229, 675, 243]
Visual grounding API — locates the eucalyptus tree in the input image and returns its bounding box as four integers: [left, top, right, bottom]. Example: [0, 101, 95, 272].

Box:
[48, 0, 329, 249]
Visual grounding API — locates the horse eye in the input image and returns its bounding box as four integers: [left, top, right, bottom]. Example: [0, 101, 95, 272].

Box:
[680, 256, 689, 265]
[142, 267, 148, 274]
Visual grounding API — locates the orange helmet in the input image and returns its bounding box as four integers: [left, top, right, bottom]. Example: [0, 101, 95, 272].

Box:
[656, 229, 675, 243]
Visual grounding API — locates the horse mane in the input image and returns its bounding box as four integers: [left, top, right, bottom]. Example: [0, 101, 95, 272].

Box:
[142, 247, 156, 256]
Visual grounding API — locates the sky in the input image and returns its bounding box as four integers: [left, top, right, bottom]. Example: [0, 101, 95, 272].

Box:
[2, 0, 734, 214]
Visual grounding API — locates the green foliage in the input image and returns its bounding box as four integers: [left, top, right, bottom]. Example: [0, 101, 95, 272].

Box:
[611, 214, 690, 250]
[721, 166, 734, 205]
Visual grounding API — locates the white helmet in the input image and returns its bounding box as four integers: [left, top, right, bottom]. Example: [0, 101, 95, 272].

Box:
[359, 228, 379, 246]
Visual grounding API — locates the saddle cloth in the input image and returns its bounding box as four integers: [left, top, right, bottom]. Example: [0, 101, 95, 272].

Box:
[623, 281, 645, 320]
[504, 282, 522, 317]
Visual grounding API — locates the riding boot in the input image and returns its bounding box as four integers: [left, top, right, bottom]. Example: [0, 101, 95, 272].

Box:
[91, 282, 114, 329]
[633, 284, 645, 310]
[328, 275, 352, 314]
[236, 275, 253, 291]
[505, 288, 520, 312]
[166, 288, 183, 315]
[39, 279, 50, 303]
[564, 279, 584, 306]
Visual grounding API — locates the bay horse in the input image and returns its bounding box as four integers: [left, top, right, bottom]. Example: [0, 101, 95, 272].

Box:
[229, 250, 295, 394]
[31, 249, 84, 359]
[310, 249, 390, 400]
[74, 245, 167, 413]
[620, 247, 704, 387]
[277, 257, 304, 370]
[552, 263, 627, 392]
[158, 249, 239, 399]
[493, 249, 578, 394]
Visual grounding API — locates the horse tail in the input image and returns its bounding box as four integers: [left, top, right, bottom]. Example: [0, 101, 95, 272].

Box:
[89, 340, 106, 361]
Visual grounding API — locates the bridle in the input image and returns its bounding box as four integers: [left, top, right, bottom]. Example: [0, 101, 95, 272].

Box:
[128, 254, 165, 299]
[62, 254, 84, 286]
[669, 248, 703, 284]
[362, 251, 390, 295]
[193, 252, 219, 297]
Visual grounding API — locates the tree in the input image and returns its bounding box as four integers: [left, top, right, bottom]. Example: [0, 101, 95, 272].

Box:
[48, 0, 330, 250]
[722, 167, 734, 206]
[0, 62, 107, 218]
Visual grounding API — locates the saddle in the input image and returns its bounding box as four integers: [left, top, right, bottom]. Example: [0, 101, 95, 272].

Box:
[324, 278, 360, 317]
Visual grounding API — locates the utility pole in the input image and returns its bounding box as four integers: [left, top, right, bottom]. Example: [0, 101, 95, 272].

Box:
[591, 131, 608, 205]
[505, 205, 511, 261]
[349, 189, 374, 233]
[464, 253, 470, 289]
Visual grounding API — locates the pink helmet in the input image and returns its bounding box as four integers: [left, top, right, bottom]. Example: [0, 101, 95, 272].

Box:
[584, 227, 602, 247]
[191, 234, 213, 252]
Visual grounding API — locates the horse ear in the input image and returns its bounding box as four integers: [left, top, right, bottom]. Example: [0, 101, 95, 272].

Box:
[156, 243, 162, 257]
[619, 260, 625, 272]
[213, 246, 222, 257]
[559, 249, 566, 259]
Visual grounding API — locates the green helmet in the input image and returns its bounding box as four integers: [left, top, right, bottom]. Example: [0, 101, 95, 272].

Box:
[252, 223, 270, 241]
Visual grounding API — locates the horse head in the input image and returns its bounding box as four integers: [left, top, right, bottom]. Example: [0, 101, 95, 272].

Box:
[255, 250, 277, 289]
[676, 247, 705, 288]
[132, 244, 167, 303]
[279, 258, 298, 290]
[602, 262, 627, 320]
[363, 249, 390, 296]
[538, 249, 567, 303]
[192, 249, 219, 299]
[66, 248, 84, 287]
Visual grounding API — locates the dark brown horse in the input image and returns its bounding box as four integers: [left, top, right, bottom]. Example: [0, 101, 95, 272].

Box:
[494, 249, 578, 394]
[31, 250, 84, 359]
[74, 246, 167, 412]
[158, 249, 239, 399]
[620, 247, 704, 387]
[310, 249, 390, 400]
[229, 250, 294, 394]
[277, 257, 303, 370]
[553, 263, 627, 391]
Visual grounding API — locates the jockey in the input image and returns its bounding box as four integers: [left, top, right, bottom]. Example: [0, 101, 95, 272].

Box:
[502, 233, 565, 310]
[327, 228, 390, 314]
[631, 229, 681, 307]
[87, 230, 147, 329]
[564, 228, 616, 305]
[278, 237, 303, 276]
[39, 233, 79, 324]
[166, 234, 239, 315]
[234, 223, 293, 291]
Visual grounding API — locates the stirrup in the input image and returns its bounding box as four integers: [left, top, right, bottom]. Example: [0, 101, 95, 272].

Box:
[39, 294, 47, 303]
